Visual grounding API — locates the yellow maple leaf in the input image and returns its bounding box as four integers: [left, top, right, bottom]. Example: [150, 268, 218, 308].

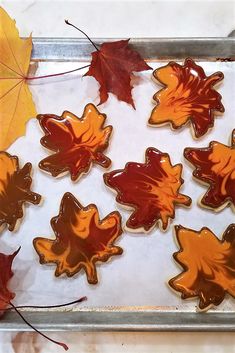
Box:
[0, 7, 36, 150]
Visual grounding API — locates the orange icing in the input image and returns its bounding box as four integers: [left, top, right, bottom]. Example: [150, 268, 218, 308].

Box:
[184, 129, 235, 210]
[33, 192, 123, 284]
[169, 224, 235, 311]
[0, 152, 41, 232]
[149, 58, 224, 138]
[104, 147, 191, 232]
[38, 103, 112, 181]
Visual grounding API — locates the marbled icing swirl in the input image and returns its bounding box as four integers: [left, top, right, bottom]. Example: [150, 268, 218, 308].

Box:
[169, 224, 235, 311]
[184, 129, 235, 210]
[33, 192, 123, 284]
[0, 152, 41, 232]
[149, 58, 224, 138]
[104, 147, 191, 232]
[38, 103, 112, 181]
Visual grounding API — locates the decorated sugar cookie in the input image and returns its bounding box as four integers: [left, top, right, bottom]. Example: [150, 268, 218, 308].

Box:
[149, 58, 224, 138]
[184, 129, 235, 211]
[0, 152, 41, 232]
[169, 224, 235, 311]
[103, 147, 191, 232]
[33, 192, 123, 284]
[38, 103, 112, 181]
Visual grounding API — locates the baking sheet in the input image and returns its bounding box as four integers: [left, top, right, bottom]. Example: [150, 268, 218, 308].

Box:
[2, 58, 234, 315]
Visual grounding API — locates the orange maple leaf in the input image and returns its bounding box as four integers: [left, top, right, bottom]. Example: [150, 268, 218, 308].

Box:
[0, 152, 41, 232]
[184, 129, 235, 211]
[38, 104, 112, 181]
[33, 192, 123, 284]
[0, 7, 36, 150]
[149, 58, 224, 138]
[104, 147, 191, 232]
[169, 224, 235, 311]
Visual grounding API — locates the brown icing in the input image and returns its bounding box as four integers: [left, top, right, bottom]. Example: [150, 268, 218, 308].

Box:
[0, 152, 41, 232]
[149, 58, 224, 138]
[169, 224, 235, 311]
[184, 129, 235, 210]
[37, 103, 112, 181]
[33, 192, 123, 284]
[103, 147, 191, 232]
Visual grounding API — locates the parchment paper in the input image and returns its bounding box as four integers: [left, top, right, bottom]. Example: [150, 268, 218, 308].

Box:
[4, 61, 235, 312]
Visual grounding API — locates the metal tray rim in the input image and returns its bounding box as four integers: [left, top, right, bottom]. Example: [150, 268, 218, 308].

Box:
[31, 36, 235, 61]
[2, 310, 235, 332]
[3, 36, 235, 332]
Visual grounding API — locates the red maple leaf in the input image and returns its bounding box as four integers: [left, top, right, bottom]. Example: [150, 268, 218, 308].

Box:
[0, 245, 85, 350]
[85, 39, 152, 107]
[0, 248, 20, 317]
